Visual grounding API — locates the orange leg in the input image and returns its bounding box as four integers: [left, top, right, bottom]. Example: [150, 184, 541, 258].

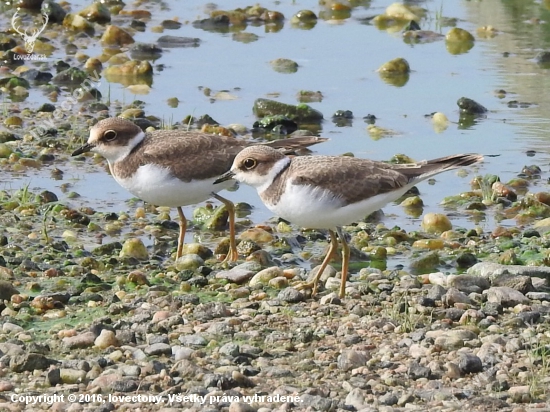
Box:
[176, 206, 187, 259]
[296, 229, 338, 297]
[336, 227, 350, 298]
[212, 193, 238, 262]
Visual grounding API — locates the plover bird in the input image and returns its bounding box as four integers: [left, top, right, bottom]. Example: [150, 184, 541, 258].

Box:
[72, 118, 327, 261]
[215, 145, 483, 297]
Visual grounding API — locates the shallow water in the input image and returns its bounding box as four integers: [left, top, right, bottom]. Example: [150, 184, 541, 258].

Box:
[4, 0, 550, 249]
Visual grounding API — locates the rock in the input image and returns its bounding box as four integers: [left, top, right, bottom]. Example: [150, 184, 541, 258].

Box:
[268, 276, 289, 289]
[144, 343, 172, 356]
[119, 238, 148, 260]
[427, 284, 447, 300]
[442, 287, 473, 307]
[447, 274, 490, 294]
[526, 291, 550, 301]
[63, 332, 96, 349]
[249, 266, 283, 287]
[94, 330, 119, 349]
[467, 262, 550, 283]
[421, 213, 452, 233]
[483, 287, 530, 307]
[345, 387, 366, 409]
[492, 273, 534, 294]
[239, 227, 274, 243]
[0, 281, 19, 300]
[337, 349, 369, 371]
[445, 362, 462, 379]
[219, 343, 240, 357]
[277, 288, 304, 303]
[10, 353, 56, 372]
[47, 368, 61, 386]
[299, 394, 336, 411]
[60, 368, 87, 384]
[307, 265, 337, 283]
[216, 267, 256, 284]
[458, 353, 482, 374]
[181, 243, 213, 259]
[101, 25, 134, 46]
[253, 98, 323, 122]
[193, 302, 232, 321]
[229, 402, 257, 412]
[379, 392, 399, 405]
[270, 58, 299, 74]
[179, 335, 208, 347]
[481, 301, 503, 317]
[408, 361, 431, 379]
[175, 254, 204, 271]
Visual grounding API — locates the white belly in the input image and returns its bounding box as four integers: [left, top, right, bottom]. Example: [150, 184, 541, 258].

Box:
[263, 181, 413, 229]
[114, 163, 234, 207]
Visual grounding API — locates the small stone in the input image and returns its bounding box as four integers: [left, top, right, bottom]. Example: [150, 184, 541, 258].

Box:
[175, 254, 204, 271]
[216, 267, 255, 284]
[144, 343, 171, 356]
[101, 25, 135, 46]
[408, 361, 431, 379]
[94, 330, 120, 349]
[345, 387, 366, 410]
[442, 287, 473, 307]
[10, 353, 56, 372]
[337, 349, 369, 371]
[421, 213, 452, 233]
[60, 368, 87, 384]
[181, 243, 213, 259]
[63, 332, 96, 349]
[458, 353, 483, 374]
[483, 287, 530, 307]
[447, 274, 490, 294]
[427, 284, 447, 300]
[219, 342, 240, 357]
[277, 288, 304, 303]
[119, 238, 148, 260]
[239, 227, 274, 243]
[249, 266, 283, 287]
[268, 276, 289, 289]
[229, 402, 257, 412]
[445, 362, 462, 379]
[379, 392, 398, 406]
[308, 265, 337, 283]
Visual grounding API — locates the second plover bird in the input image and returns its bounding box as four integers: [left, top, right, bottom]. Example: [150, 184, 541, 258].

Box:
[71, 118, 327, 261]
[215, 145, 483, 297]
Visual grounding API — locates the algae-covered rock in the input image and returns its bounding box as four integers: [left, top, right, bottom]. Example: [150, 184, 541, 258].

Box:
[410, 252, 440, 272]
[270, 58, 299, 73]
[422, 213, 452, 234]
[119, 238, 148, 260]
[175, 254, 204, 271]
[253, 98, 323, 123]
[181, 243, 213, 260]
[101, 25, 134, 46]
[378, 57, 410, 75]
[78, 2, 111, 24]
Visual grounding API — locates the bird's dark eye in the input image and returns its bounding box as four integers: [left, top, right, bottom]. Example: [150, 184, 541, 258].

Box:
[104, 130, 117, 142]
[243, 158, 257, 170]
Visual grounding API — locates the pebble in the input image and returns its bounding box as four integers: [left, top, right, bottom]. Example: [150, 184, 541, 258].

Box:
[483, 287, 530, 306]
[277, 288, 304, 303]
[249, 266, 283, 286]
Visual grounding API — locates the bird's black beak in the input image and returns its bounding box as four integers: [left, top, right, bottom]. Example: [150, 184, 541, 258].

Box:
[214, 170, 235, 184]
[71, 143, 95, 156]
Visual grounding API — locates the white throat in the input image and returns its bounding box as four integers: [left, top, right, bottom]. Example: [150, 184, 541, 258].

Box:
[234, 156, 291, 193]
[94, 130, 146, 164]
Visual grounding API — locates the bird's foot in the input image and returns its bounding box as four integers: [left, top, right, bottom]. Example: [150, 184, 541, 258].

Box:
[295, 281, 320, 297]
